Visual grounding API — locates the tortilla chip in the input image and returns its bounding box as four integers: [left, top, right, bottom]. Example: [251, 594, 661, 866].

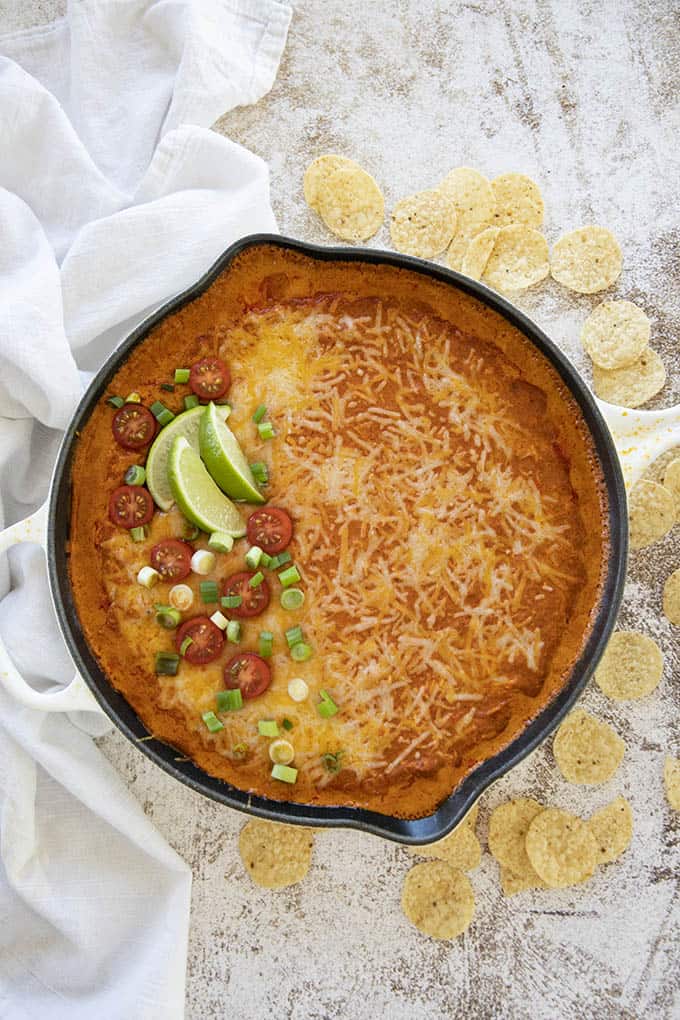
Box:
[588, 796, 633, 864]
[594, 630, 664, 700]
[482, 225, 550, 291]
[662, 459, 680, 515]
[663, 569, 680, 625]
[592, 348, 666, 408]
[580, 300, 650, 370]
[390, 189, 457, 258]
[238, 819, 314, 889]
[499, 864, 547, 897]
[553, 708, 625, 784]
[525, 807, 598, 888]
[628, 480, 675, 549]
[317, 166, 384, 242]
[664, 756, 680, 811]
[304, 154, 361, 211]
[488, 797, 544, 878]
[550, 226, 622, 293]
[439, 168, 496, 268]
[491, 173, 544, 229]
[460, 227, 500, 280]
[401, 861, 475, 939]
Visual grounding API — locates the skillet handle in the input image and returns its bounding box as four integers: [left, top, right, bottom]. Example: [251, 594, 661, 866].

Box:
[595, 399, 680, 490]
[0, 502, 102, 714]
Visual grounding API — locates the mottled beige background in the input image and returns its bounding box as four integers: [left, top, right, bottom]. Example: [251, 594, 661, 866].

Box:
[2, 1, 678, 1018]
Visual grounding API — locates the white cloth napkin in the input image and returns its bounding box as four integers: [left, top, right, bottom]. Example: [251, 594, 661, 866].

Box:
[0, 2, 290, 1017]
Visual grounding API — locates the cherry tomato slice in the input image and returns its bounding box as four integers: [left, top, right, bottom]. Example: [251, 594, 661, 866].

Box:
[245, 507, 293, 555]
[175, 617, 224, 665]
[150, 539, 193, 580]
[108, 485, 154, 529]
[112, 403, 156, 450]
[222, 571, 270, 618]
[224, 652, 271, 699]
[189, 357, 231, 400]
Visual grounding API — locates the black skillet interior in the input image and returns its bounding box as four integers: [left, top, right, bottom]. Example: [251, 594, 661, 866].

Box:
[48, 235, 628, 844]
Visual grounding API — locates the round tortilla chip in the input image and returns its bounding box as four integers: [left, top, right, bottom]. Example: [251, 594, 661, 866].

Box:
[664, 756, 680, 811]
[460, 227, 500, 280]
[303, 154, 361, 211]
[662, 459, 680, 514]
[238, 820, 314, 889]
[580, 300, 650, 370]
[488, 797, 544, 877]
[401, 861, 475, 939]
[499, 864, 547, 897]
[553, 709, 625, 784]
[592, 348, 666, 408]
[551, 226, 622, 294]
[594, 630, 664, 700]
[439, 168, 495, 269]
[525, 808, 597, 888]
[407, 823, 481, 871]
[482, 225, 549, 291]
[491, 173, 544, 228]
[317, 166, 384, 242]
[628, 480, 675, 549]
[390, 189, 457, 258]
[588, 796, 633, 864]
[663, 569, 680, 625]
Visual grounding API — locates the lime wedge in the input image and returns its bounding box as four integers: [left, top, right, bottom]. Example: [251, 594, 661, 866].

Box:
[168, 436, 246, 536]
[199, 402, 265, 504]
[146, 404, 230, 511]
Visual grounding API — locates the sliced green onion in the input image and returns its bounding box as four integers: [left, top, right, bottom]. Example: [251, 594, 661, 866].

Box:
[269, 739, 295, 765]
[291, 642, 313, 662]
[155, 605, 181, 629]
[260, 552, 273, 569]
[183, 522, 200, 541]
[285, 625, 304, 649]
[169, 584, 193, 611]
[179, 635, 193, 656]
[258, 719, 279, 737]
[321, 751, 344, 773]
[200, 580, 219, 603]
[209, 531, 234, 553]
[245, 545, 263, 569]
[226, 620, 241, 643]
[125, 392, 142, 404]
[191, 549, 215, 575]
[232, 741, 248, 758]
[259, 631, 274, 658]
[174, 368, 190, 384]
[202, 710, 224, 733]
[106, 395, 125, 408]
[281, 587, 304, 611]
[317, 689, 338, 717]
[271, 763, 298, 784]
[249, 571, 264, 588]
[257, 421, 276, 440]
[221, 594, 243, 609]
[160, 383, 175, 393]
[279, 565, 301, 588]
[282, 717, 294, 731]
[287, 677, 309, 702]
[252, 404, 267, 424]
[210, 610, 229, 630]
[137, 566, 160, 588]
[216, 688, 243, 712]
[184, 394, 200, 411]
[270, 550, 291, 569]
[124, 464, 146, 486]
[130, 525, 148, 543]
[150, 401, 175, 426]
[155, 651, 179, 675]
[250, 461, 269, 485]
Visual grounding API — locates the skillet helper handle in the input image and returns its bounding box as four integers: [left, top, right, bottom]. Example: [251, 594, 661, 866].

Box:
[0, 501, 102, 714]
[595, 399, 680, 490]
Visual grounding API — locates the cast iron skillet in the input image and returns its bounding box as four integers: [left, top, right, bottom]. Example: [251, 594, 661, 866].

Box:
[48, 234, 628, 844]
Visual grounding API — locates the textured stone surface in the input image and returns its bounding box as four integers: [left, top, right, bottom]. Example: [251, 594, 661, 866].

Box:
[3, 1, 679, 1017]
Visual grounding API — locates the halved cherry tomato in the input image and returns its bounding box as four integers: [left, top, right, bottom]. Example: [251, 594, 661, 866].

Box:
[224, 652, 271, 699]
[175, 617, 224, 665]
[111, 403, 156, 450]
[222, 571, 270, 618]
[108, 485, 154, 529]
[246, 507, 293, 555]
[150, 539, 193, 580]
[189, 357, 230, 400]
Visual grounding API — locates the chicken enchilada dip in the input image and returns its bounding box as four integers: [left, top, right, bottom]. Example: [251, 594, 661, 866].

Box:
[69, 244, 608, 817]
